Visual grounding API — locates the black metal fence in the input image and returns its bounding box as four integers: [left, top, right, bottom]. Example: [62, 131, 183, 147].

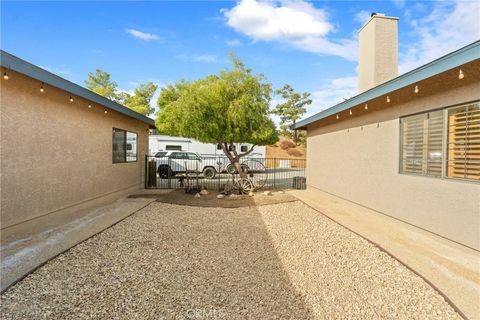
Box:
[145, 155, 306, 191]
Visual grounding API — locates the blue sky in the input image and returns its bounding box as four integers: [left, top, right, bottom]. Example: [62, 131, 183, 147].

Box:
[2, 1, 479, 120]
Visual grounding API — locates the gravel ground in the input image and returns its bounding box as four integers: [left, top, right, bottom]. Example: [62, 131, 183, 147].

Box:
[1, 201, 460, 319]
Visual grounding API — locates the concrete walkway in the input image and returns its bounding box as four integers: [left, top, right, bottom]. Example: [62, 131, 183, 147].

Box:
[0, 196, 155, 292]
[289, 187, 480, 320]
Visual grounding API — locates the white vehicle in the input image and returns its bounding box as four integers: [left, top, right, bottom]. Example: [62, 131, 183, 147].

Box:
[153, 151, 228, 179]
[149, 134, 266, 158]
[153, 151, 253, 179]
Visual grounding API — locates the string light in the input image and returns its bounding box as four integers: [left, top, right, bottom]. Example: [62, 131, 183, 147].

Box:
[414, 85, 419, 94]
[88, 104, 92, 108]
[349, 110, 353, 115]
[458, 69, 464, 79]
[364, 103, 368, 110]
[386, 96, 390, 103]
[69, 96, 74, 102]
[336, 114, 339, 120]
[40, 83, 44, 93]
[3, 72, 8, 80]
[104, 109, 108, 114]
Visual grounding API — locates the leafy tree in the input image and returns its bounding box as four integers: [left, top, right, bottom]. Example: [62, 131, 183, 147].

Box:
[156, 56, 278, 176]
[122, 82, 158, 116]
[85, 69, 158, 116]
[85, 69, 120, 102]
[273, 84, 311, 145]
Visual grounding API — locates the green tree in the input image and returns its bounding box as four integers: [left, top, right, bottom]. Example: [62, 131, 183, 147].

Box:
[156, 56, 278, 176]
[273, 84, 311, 145]
[123, 82, 158, 116]
[85, 69, 120, 102]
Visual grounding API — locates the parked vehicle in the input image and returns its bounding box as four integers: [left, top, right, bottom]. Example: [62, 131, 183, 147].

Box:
[154, 151, 228, 179]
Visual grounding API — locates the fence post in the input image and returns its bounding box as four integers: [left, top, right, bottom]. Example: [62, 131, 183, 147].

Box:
[273, 158, 276, 189]
[167, 157, 171, 189]
[144, 155, 148, 189]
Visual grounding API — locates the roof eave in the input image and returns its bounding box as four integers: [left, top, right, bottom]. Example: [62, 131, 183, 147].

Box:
[0, 50, 156, 127]
[293, 40, 480, 129]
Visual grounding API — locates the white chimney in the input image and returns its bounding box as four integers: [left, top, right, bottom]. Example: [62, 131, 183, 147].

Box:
[358, 13, 398, 93]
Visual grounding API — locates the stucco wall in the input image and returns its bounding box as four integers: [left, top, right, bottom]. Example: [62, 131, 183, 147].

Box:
[306, 81, 480, 250]
[1, 71, 150, 229]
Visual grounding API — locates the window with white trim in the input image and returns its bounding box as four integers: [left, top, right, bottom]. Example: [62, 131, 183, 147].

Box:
[400, 102, 479, 181]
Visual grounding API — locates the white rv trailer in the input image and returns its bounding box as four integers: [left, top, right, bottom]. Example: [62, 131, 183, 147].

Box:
[149, 134, 266, 158]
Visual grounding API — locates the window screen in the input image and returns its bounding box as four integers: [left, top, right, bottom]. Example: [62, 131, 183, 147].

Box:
[447, 103, 480, 180]
[113, 129, 126, 163]
[112, 128, 137, 163]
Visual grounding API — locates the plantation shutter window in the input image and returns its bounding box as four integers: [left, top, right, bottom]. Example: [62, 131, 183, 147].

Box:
[447, 103, 480, 180]
[400, 110, 444, 177]
[399, 101, 479, 182]
[426, 110, 444, 177]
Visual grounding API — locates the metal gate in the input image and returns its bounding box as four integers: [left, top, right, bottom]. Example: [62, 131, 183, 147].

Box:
[145, 154, 306, 191]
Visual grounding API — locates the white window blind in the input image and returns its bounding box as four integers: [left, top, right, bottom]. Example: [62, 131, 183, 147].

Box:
[400, 110, 443, 177]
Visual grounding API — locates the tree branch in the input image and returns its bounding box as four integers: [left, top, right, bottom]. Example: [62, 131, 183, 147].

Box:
[221, 143, 234, 162]
[230, 142, 238, 158]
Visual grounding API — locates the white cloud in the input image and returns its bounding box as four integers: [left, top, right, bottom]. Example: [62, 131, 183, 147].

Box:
[222, 0, 356, 60]
[400, 0, 480, 73]
[125, 28, 160, 41]
[392, 0, 405, 8]
[306, 76, 357, 117]
[354, 10, 371, 25]
[192, 54, 218, 63]
[226, 39, 242, 46]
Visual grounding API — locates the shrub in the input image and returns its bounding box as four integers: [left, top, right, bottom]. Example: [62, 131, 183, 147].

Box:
[287, 148, 303, 157]
[280, 140, 296, 150]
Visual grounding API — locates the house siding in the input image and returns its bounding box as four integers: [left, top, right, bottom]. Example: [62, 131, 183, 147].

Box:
[306, 80, 480, 250]
[0, 71, 149, 229]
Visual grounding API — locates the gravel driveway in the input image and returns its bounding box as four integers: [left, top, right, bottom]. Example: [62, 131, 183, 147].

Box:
[1, 201, 460, 319]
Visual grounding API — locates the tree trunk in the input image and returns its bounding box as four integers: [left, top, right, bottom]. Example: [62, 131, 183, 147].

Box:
[219, 142, 255, 179]
[293, 120, 297, 145]
[233, 158, 247, 179]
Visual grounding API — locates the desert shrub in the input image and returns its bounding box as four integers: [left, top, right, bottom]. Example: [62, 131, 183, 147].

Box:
[287, 148, 303, 157]
[280, 140, 296, 150]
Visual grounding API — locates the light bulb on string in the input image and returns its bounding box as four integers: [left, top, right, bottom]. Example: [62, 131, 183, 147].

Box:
[458, 69, 464, 79]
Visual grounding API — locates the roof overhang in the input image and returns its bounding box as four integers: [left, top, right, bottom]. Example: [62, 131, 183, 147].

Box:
[0, 50, 156, 128]
[293, 40, 480, 130]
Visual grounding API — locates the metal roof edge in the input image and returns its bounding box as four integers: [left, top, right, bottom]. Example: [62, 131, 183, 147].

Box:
[293, 40, 480, 129]
[0, 50, 156, 127]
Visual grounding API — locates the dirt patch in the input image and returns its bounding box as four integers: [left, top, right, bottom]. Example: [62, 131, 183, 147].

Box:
[129, 189, 297, 208]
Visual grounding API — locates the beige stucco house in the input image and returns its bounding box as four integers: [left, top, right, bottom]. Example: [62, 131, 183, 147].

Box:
[1, 51, 155, 230]
[294, 14, 480, 250]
